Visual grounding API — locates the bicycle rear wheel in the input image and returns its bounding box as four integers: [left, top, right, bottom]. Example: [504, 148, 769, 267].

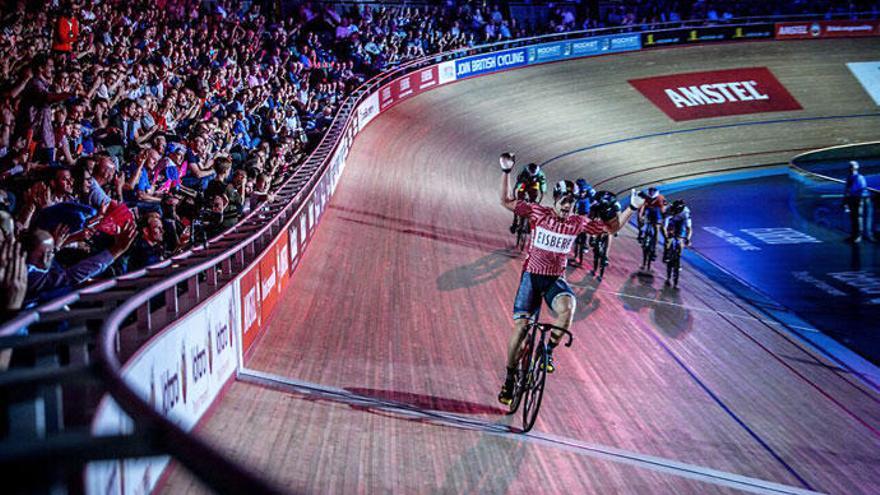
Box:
[521, 343, 547, 432]
[642, 228, 655, 270]
[596, 236, 608, 280]
[671, 243, 682, 287]
[516, 222, 528, 251]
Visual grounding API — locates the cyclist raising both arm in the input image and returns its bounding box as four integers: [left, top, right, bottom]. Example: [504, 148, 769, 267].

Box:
[508, 158, 547, 234]
[497, 153, 644, 405]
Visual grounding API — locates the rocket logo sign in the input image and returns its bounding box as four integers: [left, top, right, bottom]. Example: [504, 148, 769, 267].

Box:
[629, 67, 802, 121]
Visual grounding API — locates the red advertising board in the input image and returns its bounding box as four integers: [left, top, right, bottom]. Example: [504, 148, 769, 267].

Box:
[629, 67, 802, 121]
[239, 263, 261, 354]
[275, 230, 290, 292]
[288, 221, 300, 270]
[259, 248, 279, 324]
[775, 20, 879, 39]
[379, 66, 440, 112]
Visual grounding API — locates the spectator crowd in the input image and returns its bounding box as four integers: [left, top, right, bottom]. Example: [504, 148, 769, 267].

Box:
[1, 0, 878, 322]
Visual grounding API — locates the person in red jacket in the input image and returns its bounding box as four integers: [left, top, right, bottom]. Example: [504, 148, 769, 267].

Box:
[52, 4, 79, 59]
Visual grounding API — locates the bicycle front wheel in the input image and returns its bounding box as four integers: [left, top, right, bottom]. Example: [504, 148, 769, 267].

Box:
[508, 334, 533, 415]
[521, 344, 547, 432]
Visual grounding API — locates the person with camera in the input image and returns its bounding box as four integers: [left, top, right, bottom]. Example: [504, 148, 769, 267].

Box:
[497, 152, 643, 405]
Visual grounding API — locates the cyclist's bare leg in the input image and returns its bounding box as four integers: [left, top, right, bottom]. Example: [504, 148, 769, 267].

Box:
[506, 317, 532, 368]
[549, 294, 576, 346]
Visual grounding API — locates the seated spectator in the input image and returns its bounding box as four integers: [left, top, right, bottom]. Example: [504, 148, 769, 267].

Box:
[123, 148, 162, 213]
[127, 213, 166, 270]
[48, 167, 75, 205]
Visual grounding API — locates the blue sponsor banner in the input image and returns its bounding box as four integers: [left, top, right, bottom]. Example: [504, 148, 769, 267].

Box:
[454, 48, 528, 79]
[526, 33, 642, 64]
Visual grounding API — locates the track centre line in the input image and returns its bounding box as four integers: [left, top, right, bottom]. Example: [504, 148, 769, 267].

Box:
[238, 368, 823, 495]
[539, 112, 880, 168]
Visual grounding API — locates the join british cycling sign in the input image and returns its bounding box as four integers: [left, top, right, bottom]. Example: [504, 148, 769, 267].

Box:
[454, 48, 528, 79]
[628, 67, 802, 121]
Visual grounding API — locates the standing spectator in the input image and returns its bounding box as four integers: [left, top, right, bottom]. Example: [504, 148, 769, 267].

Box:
[844, 161, 875, 243]
[52, 2, 80, 59]
[17, 54, 70, 164]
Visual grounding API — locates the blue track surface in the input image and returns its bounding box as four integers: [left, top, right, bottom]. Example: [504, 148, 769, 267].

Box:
[680, 174, 880, 366]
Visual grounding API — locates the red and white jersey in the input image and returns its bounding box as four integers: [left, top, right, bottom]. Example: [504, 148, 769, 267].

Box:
[515, 201, 607, 276]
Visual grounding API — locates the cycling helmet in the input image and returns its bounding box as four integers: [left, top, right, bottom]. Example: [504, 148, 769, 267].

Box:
[670, 199, 686, 214]
[593, 190, 620, 221]
[575, 178, 592, 197]
[646, 186, 659, 199]
[553, 179, 579, 201]
[526, 162, 540, 177]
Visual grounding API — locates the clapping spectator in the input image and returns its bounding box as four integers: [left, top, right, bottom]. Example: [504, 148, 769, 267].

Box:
[23, 222, 136, 306]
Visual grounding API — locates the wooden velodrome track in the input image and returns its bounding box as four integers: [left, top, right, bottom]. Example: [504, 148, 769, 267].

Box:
[163, 39, 880, 493]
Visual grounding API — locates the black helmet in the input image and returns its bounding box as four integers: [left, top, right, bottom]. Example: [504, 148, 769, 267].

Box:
[670, 199, 686, 214]
[553, 179, 579, 201]
[646, 186, 659, 199]
[593, 190, 619, 221]
[526, 162, 540, 177]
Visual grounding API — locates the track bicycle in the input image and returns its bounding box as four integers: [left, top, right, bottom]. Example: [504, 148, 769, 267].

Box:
[515, 215, 530, 251]
[665, 236, 685, 288]
[590, 233, 610, 281]
[571, 232, 588, 266]
[506, 322, 574, 432]
[640, 222, 659, 271]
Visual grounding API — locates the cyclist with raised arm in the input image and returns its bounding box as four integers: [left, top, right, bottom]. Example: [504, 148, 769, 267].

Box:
[509, 160, 547, 234]
[663, 199, 692, 262]
[497, 153, 643, 405]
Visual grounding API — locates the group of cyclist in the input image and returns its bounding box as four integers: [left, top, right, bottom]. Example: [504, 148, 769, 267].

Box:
[635, 187, 693, 273]
[497, 153, 693, 406]
[507, 160, 692, 277]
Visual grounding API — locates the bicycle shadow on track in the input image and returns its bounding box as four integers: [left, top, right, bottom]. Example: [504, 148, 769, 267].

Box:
[567, 270, 602, 323]
[619, 272, 693, 339]
[436, 249, 519, 291]
[346, 388, 507, 415]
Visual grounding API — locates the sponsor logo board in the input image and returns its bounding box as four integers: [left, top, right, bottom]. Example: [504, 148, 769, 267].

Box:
[848, 61, 880, 105]
[275, 231, 290, 292]
[259, 248, 279, 323]
[527, 34, 642, 64]
[629, 67, 802, 121]
[87, 286, 239, 495]
[239, 263, 261, 354]
[438, 60, 456, 84]
[379, 66, 440, 112]
[643, 24, 773, 46]
[356, 92, 379, 132]
[776, 20, 880, 39]
[454, 48, 528, 79]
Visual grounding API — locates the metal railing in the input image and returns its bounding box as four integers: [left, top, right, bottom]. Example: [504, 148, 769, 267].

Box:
[2, 12, 878, 494]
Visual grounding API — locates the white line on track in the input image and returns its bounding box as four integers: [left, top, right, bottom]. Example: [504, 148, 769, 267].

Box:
[238, 368, 824, 495]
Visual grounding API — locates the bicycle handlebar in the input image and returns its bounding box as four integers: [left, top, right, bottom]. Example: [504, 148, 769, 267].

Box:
[534, 323, 575, 347]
